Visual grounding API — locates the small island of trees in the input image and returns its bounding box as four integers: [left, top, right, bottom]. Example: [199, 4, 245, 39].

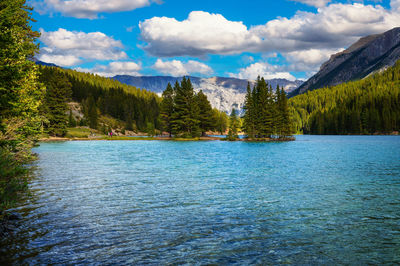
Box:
[160, 76, 294, 141]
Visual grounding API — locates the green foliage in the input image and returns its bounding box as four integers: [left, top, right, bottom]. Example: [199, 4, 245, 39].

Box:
[227, 108, 240, 139]
[289, 60, 400, 135]
[243, 77, 294, 139]
[0, 0, 43, 211]
[39, 68, 72, 136]
[196, 90, 215, 136]
[213, 108, 228, 135]
[160, 83, 174, 137]
[0, 0, 44, 142]
[160, 78, 228, 138]
[65, 127, 92, 138]
[39, 66, 160, 132]
[172, 77, 200, 137]
[146, 122, 155, 137]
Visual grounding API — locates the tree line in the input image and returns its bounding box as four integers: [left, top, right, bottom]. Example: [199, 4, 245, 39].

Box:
[289, 60, 400, 135]
[38, 66, 161, 136]
[242, 77, 293, 139]
[0, 0, 44, 210]
[160, 77, 228, 138]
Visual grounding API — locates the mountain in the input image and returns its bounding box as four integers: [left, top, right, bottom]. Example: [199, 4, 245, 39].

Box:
[113, 75, 303, 113]
[290, 27, 400, 97]
[32, 58, 59, 67]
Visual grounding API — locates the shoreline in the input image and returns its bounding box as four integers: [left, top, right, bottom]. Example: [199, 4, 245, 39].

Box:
[38, 136, 295, 142]
[38, 134, 399, 143]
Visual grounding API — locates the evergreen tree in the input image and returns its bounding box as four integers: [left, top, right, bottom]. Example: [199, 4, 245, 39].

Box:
[279, 88, 293, 137]
[243, 82, 256, 138]
[196, 90, 214, 136]
[172, 77, 200, 137]
[242, 77, 294, 140]
[160, 83, 174, 137]
[40, 71, 72, 136]
[289, 59, 400, 135]
[0, 0, 44, 144]
[86, 96, 98, 129]
[0, 0, 44, 211]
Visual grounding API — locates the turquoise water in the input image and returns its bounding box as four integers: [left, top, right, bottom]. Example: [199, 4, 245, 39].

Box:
[1, 136, 400, 264]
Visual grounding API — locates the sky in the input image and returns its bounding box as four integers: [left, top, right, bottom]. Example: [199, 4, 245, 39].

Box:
[30, 0, 400, 81]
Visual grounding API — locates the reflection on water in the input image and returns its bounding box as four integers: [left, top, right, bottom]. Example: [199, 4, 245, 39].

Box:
[1, 136, 400, 264]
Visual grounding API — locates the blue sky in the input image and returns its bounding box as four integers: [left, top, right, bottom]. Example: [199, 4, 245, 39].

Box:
[30, 0, 399, 80]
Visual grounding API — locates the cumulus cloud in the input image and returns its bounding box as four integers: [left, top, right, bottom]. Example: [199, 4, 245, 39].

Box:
[152, 59, 213, 76]
[139, 3, 400, 74]
[76, 61, 142, 77]
[38, 28, 127, 67]
[139, 4, 400, 56]
[229, 62, 296, 81]
[291, 0, 331, 8]
[392, 0, 400, 11]
[284, 48, 343, 71]
[35, 0, 159, 19]
[139, 11, 260, 57]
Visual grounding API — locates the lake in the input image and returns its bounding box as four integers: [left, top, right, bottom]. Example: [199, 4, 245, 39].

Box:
[1, 136, 400, 264]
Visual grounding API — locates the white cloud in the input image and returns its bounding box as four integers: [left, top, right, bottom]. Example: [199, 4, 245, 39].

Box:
[291, 0, 331, 8]
[229, 62, 296, 81]
[76, 61, 142, 77]
[38, 28, 127, 67]
[36, 0, 159, 19]
[152, 59, 213, 76]
[139, 11, 260, 57]
[392, 0, 400, 11]
[139, 3, 400, 74]
[284, 48, 343, 71]
[139, 4, 400, 56]
[38, 54, 83, 67]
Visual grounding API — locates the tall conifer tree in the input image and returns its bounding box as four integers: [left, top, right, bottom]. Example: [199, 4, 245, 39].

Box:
[160, 83, 175, 137]
[196, 90, 214, 136]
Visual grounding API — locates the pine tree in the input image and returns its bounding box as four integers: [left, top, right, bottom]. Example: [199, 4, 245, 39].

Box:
[280, 88, 293, 137]
[0, 0, 44, 211]
[160, 83, 174, 137]
[86, 96, 98, 130]
[275, 86, 283, 137]
[40, 71, 72, 136]
[0, 0, 44, 143]
[242, 77, 294, 140]
[196, 90, 214, 136]
[172, 77, 200, 137]
[243, 82, 256, 139]
[257, 78, 273, 137]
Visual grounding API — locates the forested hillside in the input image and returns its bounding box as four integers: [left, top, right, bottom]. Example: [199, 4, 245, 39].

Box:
[289, 60, 400, 135]
[39, 66, 161, 134]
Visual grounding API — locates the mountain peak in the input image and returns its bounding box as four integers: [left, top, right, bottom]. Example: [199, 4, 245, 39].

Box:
[290, 27, 400, 97]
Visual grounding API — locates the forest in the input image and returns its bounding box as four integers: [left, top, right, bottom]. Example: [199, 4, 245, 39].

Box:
[39, 66, 161, 136]
[289, 60, 400, 135]
[160, 77, 228, 138]
[242, 77, 294, 140]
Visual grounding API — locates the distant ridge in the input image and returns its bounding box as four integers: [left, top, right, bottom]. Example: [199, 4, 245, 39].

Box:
[113, 75, 303, 113]
[32, 58, 59, 67]
[290, 27, 400, 97]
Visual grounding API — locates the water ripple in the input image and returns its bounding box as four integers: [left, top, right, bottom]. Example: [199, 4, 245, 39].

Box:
[1, 136, 400, 264]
